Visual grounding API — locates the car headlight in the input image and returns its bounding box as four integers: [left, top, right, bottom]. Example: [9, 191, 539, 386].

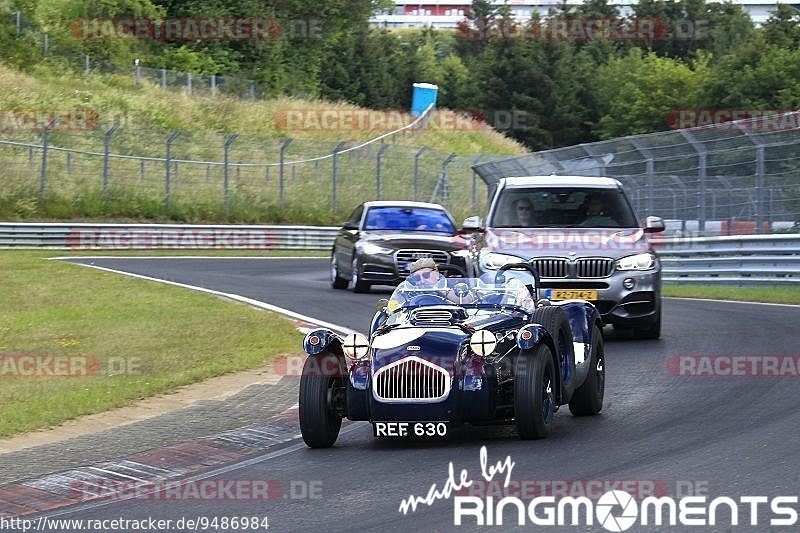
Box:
[360, 243, 393, 255]
[480, 252, 522, 270]
[616, 252, 656, 271]
[470, 330, 497, 356]
[342, 333, 370, 359]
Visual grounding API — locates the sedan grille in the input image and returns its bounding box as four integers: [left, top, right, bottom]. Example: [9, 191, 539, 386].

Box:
[396, 250, 450, 275]
[411, 309, 453, 326]
[373, 357, 450, 402]
[576, 258, 614, 278]
[531, 258, 568, 278]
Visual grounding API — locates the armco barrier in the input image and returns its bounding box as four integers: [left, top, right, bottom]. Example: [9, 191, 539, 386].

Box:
[1, 223, 799, 285]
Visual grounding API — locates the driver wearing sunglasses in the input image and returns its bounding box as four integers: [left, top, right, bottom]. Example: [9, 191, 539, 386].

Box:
[395, 258, 477, 305]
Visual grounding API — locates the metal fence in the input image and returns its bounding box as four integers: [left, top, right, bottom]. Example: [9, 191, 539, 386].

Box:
[3, 222, 798, 285]
[0, 117, 501, 222]
[473, 111, 800, 236]
[4, 9, 277, 100]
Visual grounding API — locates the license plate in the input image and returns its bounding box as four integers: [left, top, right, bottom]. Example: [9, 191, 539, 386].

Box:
[543, 289, 599, 301]
[372, 421, 448, 438]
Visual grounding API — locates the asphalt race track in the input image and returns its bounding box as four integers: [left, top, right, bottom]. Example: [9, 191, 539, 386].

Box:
[33, 258, 800, 531]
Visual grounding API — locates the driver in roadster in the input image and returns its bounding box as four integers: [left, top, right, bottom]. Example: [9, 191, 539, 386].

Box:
[391, 258, 474, 307]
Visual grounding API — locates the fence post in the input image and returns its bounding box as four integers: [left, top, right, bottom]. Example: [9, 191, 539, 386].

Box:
[279, 138, 293, 207]
[430, 153, 457, 205]
[160, 68, 166, 90]
[264, 166, 270, 186]
[187, 72, 192, 95]
[140, 160, 145, 182]
[85, 55, 90, 73]
[165, 131, 182, 206]
[39, 118, 58, 201]
[66, 152, 72, 174]
[413, 146, 428, 201]
[332, 141, 347, 211]
[223, 134, 238, 214]
[15, 11, 20, 36]
[135, 63, 141, 86]
[43, 33, 48, 57]
[103, 123, 120, 199]
[471, 154, 487, 212]
[211, 75, 217, 96]
[249, 82, 255, 100]
[755, 146, 765, 234]
[206, 165, 211, 184]
[376, 144, 390, 200]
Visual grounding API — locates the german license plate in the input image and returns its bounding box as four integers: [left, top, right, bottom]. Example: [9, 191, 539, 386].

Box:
[372, 421, 448, 438]
[543, 289, 599, 300]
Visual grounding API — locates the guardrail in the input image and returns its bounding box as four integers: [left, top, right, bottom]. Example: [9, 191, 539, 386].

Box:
[2, 223, 799, 284]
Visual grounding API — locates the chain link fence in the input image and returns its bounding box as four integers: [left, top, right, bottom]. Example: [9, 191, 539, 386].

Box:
[0, 119, 500, 224]
[473, 112, 800, 236]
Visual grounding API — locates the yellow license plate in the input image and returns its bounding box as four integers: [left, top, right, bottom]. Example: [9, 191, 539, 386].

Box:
[548, 289, 598, 300]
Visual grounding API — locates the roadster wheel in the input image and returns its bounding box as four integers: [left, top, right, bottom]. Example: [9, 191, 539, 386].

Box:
[299, 354, 344, 448]
[532, 306, 575, 385]
[569, 325, 605, 416]
[515, 345, 556, 439]
[330, 254, 348, 289]
[350, 257, 371, 293]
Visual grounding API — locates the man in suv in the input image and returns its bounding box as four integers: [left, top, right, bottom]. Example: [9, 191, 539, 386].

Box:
[464, 176, 665, 339]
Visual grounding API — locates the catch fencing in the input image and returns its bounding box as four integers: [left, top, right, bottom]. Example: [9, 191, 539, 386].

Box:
[473, 111, 800, 236]
[3, 223, 798, 285]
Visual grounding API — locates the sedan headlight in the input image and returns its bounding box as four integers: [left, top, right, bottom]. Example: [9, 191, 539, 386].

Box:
[616, 252, 656, 271]
[480, 252, 522, 270]
[360, 243, 393, 255]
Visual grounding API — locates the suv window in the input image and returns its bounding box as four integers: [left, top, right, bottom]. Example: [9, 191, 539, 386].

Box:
[489, 187, 638, 228]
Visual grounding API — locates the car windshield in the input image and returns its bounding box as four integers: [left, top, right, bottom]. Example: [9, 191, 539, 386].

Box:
[490, 187, 638, 228]
[364, 206, 455, 233]
[386, 274, 536, 316]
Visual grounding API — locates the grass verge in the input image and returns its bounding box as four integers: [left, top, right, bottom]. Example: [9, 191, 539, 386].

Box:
[664, 284, 800, 305]
[0, 251, 303, 437]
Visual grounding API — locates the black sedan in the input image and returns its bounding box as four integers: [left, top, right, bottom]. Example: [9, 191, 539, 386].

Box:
[330, 201, 470, 293]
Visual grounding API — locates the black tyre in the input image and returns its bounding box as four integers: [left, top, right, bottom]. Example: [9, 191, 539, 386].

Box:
[515, 345, 557, 439]
[299, 354, 344, 448]
[633, 308, 661, 339]
[569, 325, 605, 416]
[350, 257, 371, 293]
[330, 254, 348, 290]
[532, 306, 575, 384]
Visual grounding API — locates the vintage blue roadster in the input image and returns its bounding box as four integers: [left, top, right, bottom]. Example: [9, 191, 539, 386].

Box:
[299, 263, 605, 448]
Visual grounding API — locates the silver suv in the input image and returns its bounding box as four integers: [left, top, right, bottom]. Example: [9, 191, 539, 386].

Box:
[465, 176, 665, 339]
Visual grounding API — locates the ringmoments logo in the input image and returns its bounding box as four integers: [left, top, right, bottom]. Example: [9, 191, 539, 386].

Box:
[396, 449, 800, 529]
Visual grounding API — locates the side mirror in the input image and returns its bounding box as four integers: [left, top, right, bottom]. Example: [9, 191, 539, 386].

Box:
[644, 216, 665, 233]
[342, 221, 359, 231]
[375, 298, 389, 311]
[459, 216, 484, 234]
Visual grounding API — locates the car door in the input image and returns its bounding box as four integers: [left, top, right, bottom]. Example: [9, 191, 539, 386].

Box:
[337, 204, 364, 275]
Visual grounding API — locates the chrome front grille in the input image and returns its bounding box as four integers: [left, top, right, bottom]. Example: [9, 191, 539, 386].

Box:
[396, 250, 450, 275]
[411, 309, 453, 326]
[373, 357, 450, 402]
[576, 258, 614, 278]
[531, 258, 568, 278]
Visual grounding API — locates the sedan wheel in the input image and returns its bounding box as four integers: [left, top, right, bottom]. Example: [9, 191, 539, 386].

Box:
[350, 257, 370, 293]
[330, 254, 348, 289]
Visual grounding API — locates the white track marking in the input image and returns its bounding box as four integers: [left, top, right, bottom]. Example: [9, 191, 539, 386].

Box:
[59, 261, 355, 335]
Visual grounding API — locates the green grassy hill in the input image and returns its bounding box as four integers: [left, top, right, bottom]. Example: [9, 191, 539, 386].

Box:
[0, 62, 526, 224]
